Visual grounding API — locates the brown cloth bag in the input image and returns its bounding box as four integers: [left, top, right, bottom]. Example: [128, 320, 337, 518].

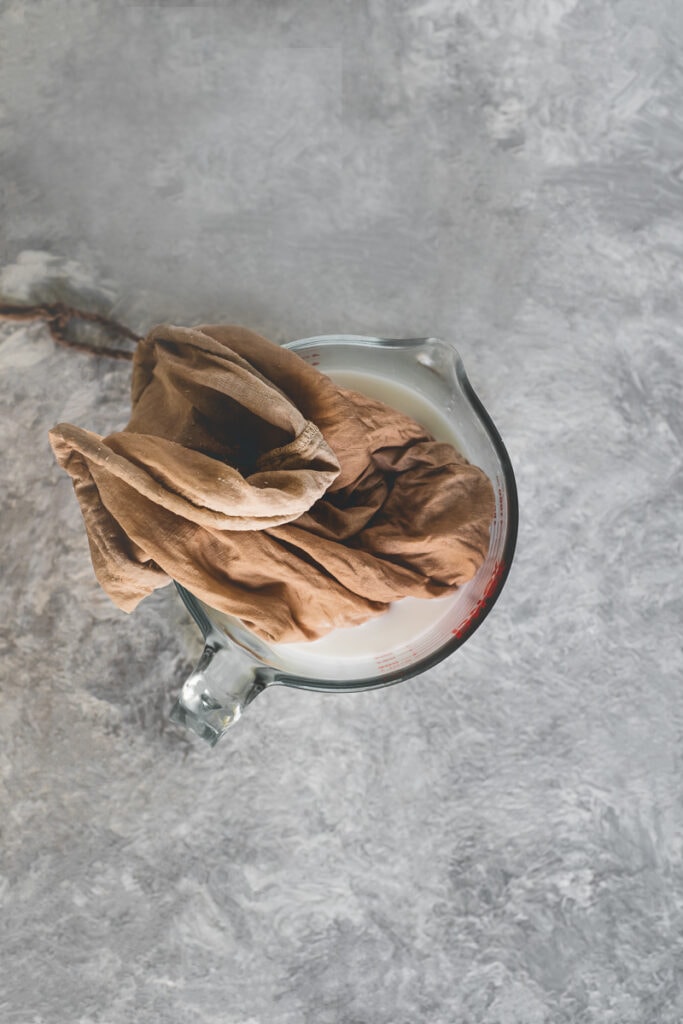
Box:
[49, 324, 495, 643]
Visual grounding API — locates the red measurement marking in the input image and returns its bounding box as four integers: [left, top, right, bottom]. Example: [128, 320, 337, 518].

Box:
[376, 655, 401, 672]
[451, 560, 505, 637]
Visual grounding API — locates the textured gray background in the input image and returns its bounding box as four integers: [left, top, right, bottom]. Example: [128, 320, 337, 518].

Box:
[1, 2, 682, 1022]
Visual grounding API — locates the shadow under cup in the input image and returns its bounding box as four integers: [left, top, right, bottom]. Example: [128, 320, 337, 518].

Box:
[171, 335, 519, 744]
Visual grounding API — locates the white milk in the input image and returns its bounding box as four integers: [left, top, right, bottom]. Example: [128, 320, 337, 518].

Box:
[268, 370, 474, 674]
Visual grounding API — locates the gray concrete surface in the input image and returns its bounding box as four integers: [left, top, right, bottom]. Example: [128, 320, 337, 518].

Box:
[1, 2, 682, 1022]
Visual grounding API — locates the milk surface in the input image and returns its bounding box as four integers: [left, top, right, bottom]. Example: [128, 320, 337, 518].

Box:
[268, 369, 471, 673]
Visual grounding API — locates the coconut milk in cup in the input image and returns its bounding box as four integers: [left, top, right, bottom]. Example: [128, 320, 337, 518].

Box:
[171, 336, 518, 745]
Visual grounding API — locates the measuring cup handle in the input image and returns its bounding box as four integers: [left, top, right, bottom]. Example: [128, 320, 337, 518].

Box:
[170, 639, 268, 746]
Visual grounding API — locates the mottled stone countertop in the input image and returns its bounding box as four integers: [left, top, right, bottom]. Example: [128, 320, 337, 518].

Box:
[1, 2, 681, 1022]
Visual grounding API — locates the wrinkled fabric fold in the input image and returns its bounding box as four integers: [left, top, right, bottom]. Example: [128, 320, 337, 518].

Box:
[49, 323, 495, 642]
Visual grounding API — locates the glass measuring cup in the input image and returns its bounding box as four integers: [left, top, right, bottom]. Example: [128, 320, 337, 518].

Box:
[170, 335, 518, 745]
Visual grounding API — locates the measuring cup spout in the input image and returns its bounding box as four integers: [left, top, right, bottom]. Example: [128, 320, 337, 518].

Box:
[170, 639, 267, 746]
